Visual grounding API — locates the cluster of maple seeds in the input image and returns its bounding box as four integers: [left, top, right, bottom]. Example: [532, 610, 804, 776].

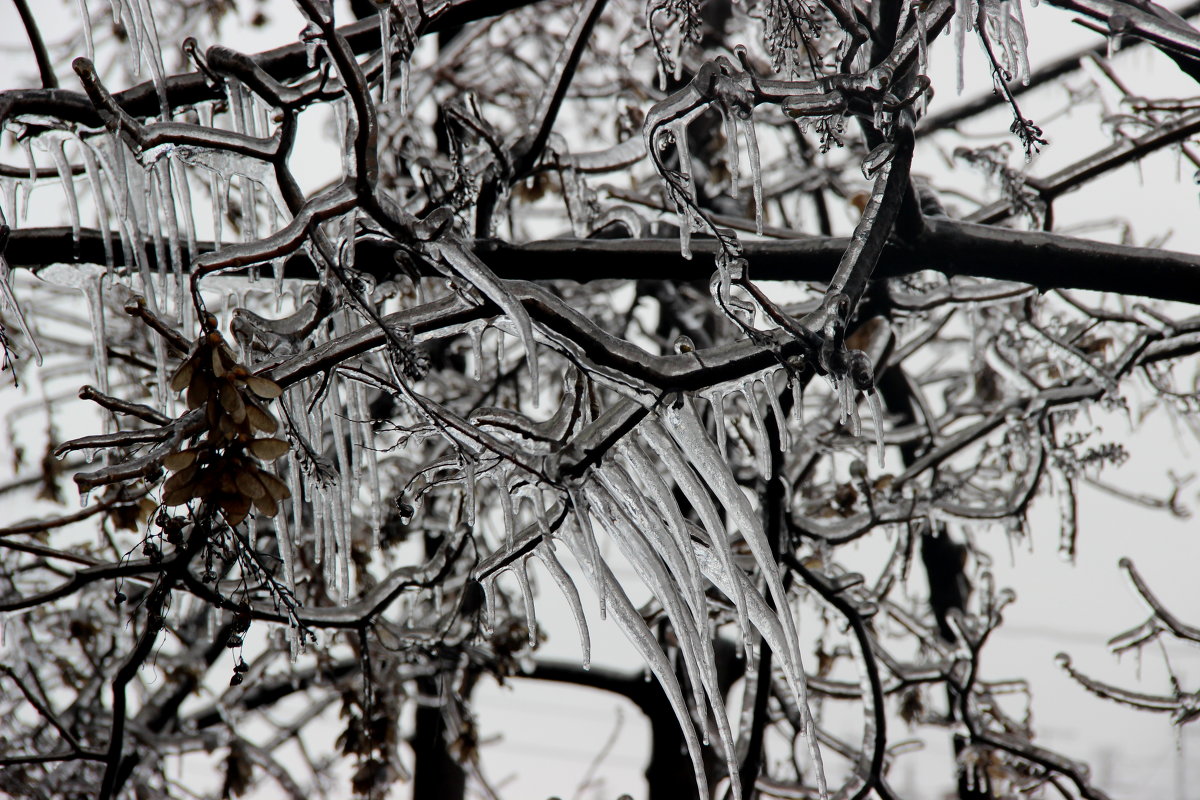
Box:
[161, 322, 291, 526]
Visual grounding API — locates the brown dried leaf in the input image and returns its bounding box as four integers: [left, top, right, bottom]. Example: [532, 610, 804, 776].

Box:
[236, 470, 267, 500]
[170, 358, 195, 393]
[162, 463, 198, 495]
[163, 450, 197, 472]
[257, 471, 291, 500]
[244, 374, 282, 399]
[245, 403, 278, 434]
[162, 484, 193, 506]
[211, 345, 230, 378]
[251, 491, 278, 517]
[219, 382, 247, 424]
[162, 464, 200, 505]
[222, 495, 251, 526]
[248, 438, 290, 460]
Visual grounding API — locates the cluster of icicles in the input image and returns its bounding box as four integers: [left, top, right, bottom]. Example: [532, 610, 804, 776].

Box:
[457, 372, 887, 800]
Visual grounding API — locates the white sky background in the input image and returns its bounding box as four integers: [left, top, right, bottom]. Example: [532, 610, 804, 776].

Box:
[2, 1, 1200, 799]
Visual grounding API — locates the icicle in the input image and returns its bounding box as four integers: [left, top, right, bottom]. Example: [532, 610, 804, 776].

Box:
[153, 162, 183, 317]
[843, 378, 861, 437]
[673, 122, 695, 258]
[286, 622, 301, 662]
[79, 141, 114, 275]
[595, 465, 706, 630]
[790, 371, 806, 430]
[738, 116, 763, 235]
[764, 370, 791, 452]
[19, 138, 35, 223]
[0, 180, 16, 231]
[916, 9, 930, 115]
[691, 539, 828, 799]
[78, 0, 95, 63]
[434, 243, 539, 405]
[741, 380, 772, 479]
[211, 166, 228, 251]
[331, 386, 356, 499]
[276, 499, 296, 592]
[351, 383, 382, 543]
[115, 137, 158, 312]
[660, 401, 805, 706]
[955, 0, 974, 95]
[565, 523, 712, 800]
[708, 388, 729, 457]
[0, 253, 43, 366]
[637, 421, 751, 650]
[460, 453, 476, 529]
[380, 4, 393, 104]
[534, 544, 590, 668]
[468, 320, 485, 381]
[497, 469, 517, 547]
[587, 480, 740, 794]
[131, 0, 170, 115]
[82, 273, 109, 396]
[483, 575, 497, 636]
[568, 487, 605, 620]
[145, 163, 169, 305]
[724, 107, 740, 198]
[560, 163, 596, 238]
[286, 451, 304, 557]
[618, 441, 706, 625]
[868, 390, 885, 468]
[50, 137, 81, 254]
[514, 557, 538, 647]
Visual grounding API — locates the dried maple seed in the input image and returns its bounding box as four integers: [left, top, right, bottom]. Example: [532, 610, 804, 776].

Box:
[163, 450, 197, 471]
[245, 374, 283, 399]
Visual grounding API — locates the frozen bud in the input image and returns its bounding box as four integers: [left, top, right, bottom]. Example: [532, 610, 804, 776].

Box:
[862, 142, 896, 180]
[673, 335, 695, 354]
[832, 572, 864, 592]
[849, 459, 868, 480]
[847, 350, 874, 390]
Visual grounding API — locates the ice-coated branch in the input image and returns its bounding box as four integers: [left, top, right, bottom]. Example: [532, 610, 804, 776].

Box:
[1056, 653, 1194, 716]
[785, 554, 891, 800]
[12, 0, 57, 90]
[969, 108, 1200, 224]
[14, 218, 1200, 304]
[1116, 557, 1200, 644]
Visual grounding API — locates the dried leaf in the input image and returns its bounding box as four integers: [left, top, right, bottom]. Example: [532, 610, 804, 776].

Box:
[187, 372, 211, 411]
[245, 403, 278, 434]
[222, 495, 251, 526]
[251, 491, 278, 517]
[219, 382, 247, 424]
[162, 463, 199, 499]
[170, 358, 195, 392]
[211, 343, 237, 378]
[257, 471, 291, 500]
[236, 469, 267, 500]
[245, 374, 282, 399]
[248, 438, 290, 460]
[163, 450, 197, 471]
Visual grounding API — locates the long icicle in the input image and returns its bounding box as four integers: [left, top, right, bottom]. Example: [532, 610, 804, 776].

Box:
[588, 479, 741, 796]
[564, 525, 711, 800]
[533, 543, 590, 668]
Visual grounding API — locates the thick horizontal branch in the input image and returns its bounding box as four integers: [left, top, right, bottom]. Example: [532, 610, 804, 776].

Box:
[9, 216, 1200, 304]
